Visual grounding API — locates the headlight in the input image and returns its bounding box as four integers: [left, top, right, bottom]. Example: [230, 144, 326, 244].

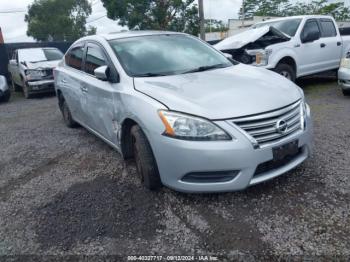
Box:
[158, 110, 232, 141]
[25, 69, 46, 80]
[340, 58, 350, 69]
[247, 49, 272, 66]
[300, 99, 307, 130]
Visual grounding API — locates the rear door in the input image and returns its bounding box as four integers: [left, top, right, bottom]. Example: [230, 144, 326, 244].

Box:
[59, 43, 86, 123]
[318, 18, 342, 70]
[80, 42, 119, 143]
[297, 19, 324, 76]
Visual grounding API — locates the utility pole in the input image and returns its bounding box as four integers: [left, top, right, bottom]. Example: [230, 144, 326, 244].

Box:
[198, 0, 205, 40]
[241, 0, 245, 27]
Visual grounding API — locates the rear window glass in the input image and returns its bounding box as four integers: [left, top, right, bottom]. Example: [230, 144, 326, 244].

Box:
[65, 46, 84, 70]
[320, 20, 337, 37]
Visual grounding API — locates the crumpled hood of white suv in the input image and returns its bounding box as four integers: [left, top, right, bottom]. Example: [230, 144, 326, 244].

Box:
[214, 26, 290, 50]
[134, 64, 301, 120]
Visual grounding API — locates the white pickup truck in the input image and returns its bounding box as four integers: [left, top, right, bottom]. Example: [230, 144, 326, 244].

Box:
[215, 15, 350, 81]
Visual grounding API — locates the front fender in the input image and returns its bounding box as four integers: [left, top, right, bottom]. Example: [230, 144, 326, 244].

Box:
[268, 48, 298, 72]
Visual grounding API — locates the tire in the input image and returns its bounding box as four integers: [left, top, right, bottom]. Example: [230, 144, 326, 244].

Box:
[131, 125, 162, 190]
[61, 100, 78, 128]
[11, 75, 22, 92]
[3, 91, 11, 102]
[0, 90, 10, 103]
[342, 89, 350, 96]
[22, 80, 32, 99]
[274, 63, 296, 82]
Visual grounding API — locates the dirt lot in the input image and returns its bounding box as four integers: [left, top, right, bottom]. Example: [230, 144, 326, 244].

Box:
[0, 77, 349, 260]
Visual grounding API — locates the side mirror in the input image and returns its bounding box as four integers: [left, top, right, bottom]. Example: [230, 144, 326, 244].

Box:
[94, 65, 109, 81]
[9, 59, 17, 65]
[301, 30, 320, 43]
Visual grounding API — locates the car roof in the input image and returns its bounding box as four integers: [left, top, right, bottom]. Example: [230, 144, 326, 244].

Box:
[80, 30, 186, 42]
[255, 15, 334, 25]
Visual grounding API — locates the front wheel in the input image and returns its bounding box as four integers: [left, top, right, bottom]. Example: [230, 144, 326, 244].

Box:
[274, 63, 296, 82]
[61, 100, 79, 128]
[11, 76, 22, 92]
[22, 81, 32, 99]
[131, 125, 162, 190]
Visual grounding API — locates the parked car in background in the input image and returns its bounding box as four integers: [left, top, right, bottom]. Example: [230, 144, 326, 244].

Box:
[8, 47, 64, 98]
[338, 51, 350, 96]
[0, 75, 10, 103]
[54, 31, 313, 193]
[215, 15, 350, 82]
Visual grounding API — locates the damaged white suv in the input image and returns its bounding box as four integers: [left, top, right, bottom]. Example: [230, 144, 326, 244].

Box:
[215, 15, 350, 82]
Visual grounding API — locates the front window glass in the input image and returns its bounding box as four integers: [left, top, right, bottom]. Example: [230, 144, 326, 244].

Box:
[85, 44, 107, 75]
[109, 34, 232, 77]
[253, 18, 302, 36]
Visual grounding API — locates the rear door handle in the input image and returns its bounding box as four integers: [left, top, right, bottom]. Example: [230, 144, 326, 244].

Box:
[80, 86, 88, 93]
[337, 41, 342, 46]
[320, 43, 326, 48]
[61, 79, 67, 84]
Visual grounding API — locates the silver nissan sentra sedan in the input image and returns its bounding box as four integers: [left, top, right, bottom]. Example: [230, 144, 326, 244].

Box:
[54, 31, 313, 193]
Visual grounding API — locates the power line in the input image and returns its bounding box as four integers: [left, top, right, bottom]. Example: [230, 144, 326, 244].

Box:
[0, 10, 26, 14]
[86, 15, 107, 23]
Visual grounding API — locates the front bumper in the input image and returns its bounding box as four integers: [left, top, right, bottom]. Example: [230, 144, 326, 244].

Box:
[150, 112, 313, 193]
[27, 79, 55, 93]
[338, 67, 350, 90]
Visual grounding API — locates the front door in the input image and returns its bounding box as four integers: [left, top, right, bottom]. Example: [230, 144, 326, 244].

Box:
[297, 19, 324, 76]
[80, 42, 119, 144]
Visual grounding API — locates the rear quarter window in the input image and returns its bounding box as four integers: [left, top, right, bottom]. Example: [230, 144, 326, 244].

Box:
[320, 20, 337, 37]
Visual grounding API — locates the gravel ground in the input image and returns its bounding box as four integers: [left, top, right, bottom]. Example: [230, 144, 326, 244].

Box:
[0, 77, 349, 261]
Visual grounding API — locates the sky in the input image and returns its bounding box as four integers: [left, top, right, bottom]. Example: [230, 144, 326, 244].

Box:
[0, 0, 242, 43]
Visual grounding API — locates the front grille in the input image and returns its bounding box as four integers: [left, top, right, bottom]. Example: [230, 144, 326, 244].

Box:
[254, 147, 303, 177]
[232, 100, 302, 146]
[181, 171, 239, 183]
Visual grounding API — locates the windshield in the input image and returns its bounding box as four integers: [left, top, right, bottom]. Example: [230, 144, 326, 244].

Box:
[18, 48, 63, 63]
[109, 34, 232, 77]
[252, 18, 302, 36]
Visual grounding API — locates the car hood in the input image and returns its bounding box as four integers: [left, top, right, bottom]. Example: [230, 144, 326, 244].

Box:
[214, 26, 290, 50]
[24, 60, 60, 70]
[133, 64, 302, 120]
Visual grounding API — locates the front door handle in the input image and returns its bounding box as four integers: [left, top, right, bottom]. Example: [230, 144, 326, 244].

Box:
[320, 43, 326, 48]
[337, 41, 342, 46]
[61, 79, 67, 84]
[80, 86, 88, 93]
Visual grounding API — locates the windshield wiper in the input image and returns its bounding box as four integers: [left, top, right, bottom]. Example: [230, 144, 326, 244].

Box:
[182, 63, 229, 74]
[133, 72, 168, 77]
[29, 60, 48, 63]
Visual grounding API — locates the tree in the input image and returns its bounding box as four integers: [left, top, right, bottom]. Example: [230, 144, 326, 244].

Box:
[238, 0, 350, 21]
[25, 0, 96, 42]
[239, 0, 289, 19]
[101, 0, 199, 36]
[205, 19, 228, 32]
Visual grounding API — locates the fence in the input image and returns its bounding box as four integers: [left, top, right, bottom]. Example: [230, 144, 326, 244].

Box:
[0, 42, 73, 79]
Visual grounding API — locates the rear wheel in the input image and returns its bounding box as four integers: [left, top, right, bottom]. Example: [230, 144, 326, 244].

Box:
[131, 125, 162, 190]
[274, 63, 296, 82]
[62, 100, 78, 128]
[342, 89, 350, 96]
[0, 90, 10, 103]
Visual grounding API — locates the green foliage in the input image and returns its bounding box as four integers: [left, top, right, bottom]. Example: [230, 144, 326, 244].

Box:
[101, 0, 199, 35]
[205, 19, 228, 32]
[25, 0, 96, 41]
[239, 0, 350, 21]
